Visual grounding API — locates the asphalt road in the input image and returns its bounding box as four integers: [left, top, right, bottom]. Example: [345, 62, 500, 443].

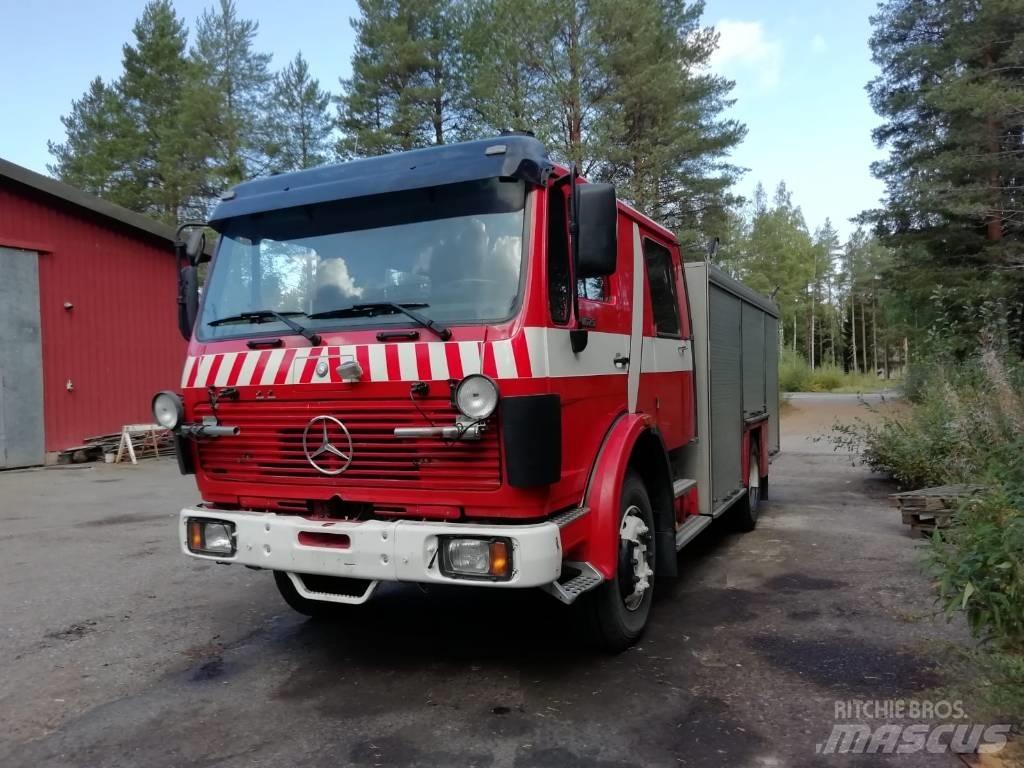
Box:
[1, 394, 975, 767]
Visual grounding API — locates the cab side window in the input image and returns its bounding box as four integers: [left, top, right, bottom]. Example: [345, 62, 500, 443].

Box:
[643, 239, 681, 338]
[547, 187, 572, 325]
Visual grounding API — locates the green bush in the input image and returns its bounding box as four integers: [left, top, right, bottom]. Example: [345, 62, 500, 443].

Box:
[808, 365, 844, 392]
[928, 485, 1024, 653]
[779, 349, 811, 391]
[832, 351, 1024, 489]
[779, 350, 893, 393]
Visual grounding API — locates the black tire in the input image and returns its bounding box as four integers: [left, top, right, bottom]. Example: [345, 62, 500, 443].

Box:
[586, 470, 656, 652]
[273, 571, 344, 619]
[730, 446, 762, 533]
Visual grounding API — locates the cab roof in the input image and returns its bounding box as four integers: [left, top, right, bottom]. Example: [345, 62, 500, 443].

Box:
[209, 136, 553, 226]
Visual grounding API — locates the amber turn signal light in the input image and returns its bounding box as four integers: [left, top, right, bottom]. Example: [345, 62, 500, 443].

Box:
[489, 540, 509, 578]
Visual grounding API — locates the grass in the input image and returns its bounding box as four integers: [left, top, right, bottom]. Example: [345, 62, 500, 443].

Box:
[779, 349, 896, 393]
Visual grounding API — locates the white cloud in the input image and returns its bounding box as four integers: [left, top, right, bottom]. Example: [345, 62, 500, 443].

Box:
[711, 20, 783, 90]
[811, 34, 827, 54]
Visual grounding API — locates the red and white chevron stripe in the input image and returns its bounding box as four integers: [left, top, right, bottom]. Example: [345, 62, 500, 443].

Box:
[180, 328, 692, 388]
[181, 335, 532, 388]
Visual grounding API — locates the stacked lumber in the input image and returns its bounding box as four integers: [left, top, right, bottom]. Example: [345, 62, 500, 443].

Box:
[890, 485, 985, 538]
[56, 428, 174, 464]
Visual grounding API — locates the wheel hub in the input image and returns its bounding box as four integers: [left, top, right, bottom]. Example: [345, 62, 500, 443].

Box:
[618, 506, 652, 611]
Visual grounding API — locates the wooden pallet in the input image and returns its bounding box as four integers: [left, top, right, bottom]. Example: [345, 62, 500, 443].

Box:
[903, 510, 955, 538]
[890, 484, 985, 538]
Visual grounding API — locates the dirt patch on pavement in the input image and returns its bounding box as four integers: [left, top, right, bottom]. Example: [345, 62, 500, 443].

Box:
[781, 393, 906, 454]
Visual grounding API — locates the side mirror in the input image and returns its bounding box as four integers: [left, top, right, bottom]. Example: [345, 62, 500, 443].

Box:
[178, 265, 199, 341]
[184, 229, 206, 266]
[575, 183, 617, 278]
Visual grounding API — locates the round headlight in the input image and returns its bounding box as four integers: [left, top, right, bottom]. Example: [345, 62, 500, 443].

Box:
[454, 375, 499, 420]
[152, 391, 184, 430]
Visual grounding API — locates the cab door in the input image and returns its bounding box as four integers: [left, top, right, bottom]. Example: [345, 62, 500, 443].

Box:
[539, 185, 632, 510]
[637, 235, 694, 451]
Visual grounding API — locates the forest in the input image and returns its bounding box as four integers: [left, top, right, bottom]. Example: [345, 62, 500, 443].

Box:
[48, 0, 1024, 373]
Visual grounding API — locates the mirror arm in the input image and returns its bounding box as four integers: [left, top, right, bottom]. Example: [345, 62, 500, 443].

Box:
[567, 164, 588, 350]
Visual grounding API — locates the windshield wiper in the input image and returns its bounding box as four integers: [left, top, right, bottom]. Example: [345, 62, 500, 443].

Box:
[309, 302, 451, 341]
[208, 310, 322, 346]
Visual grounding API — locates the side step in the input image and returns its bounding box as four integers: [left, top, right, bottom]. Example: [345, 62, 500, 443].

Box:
[541, 561, 604, 605]
[549, 506, 589, 527]
[289, 573, 379, 605]
[675, 514, 712, 550]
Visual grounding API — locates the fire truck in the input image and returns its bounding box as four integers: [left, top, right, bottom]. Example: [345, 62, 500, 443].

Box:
[156, 136, 779, 651]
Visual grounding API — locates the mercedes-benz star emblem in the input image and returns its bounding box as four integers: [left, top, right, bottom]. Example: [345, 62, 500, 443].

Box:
[302, 415, 354, 475]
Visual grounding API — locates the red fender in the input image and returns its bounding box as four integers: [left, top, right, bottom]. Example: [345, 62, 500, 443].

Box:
[576, 411, 655, 579]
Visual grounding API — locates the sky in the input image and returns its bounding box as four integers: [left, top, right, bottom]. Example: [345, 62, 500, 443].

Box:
[0, 0, 885, 240]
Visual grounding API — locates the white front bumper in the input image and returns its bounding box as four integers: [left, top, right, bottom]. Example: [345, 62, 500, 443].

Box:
[179, 507, 563, 588]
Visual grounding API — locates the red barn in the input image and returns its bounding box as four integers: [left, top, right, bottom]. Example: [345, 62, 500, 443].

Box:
[0, 158, 185, 467]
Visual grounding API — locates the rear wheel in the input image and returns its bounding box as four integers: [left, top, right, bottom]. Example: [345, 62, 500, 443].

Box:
[730, 446, 762, 532]
[586, 471, 656, 652]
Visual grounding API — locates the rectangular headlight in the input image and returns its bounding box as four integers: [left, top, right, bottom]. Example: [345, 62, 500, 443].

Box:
[440, 537, 511, 580]
[186, 518, 236, 556]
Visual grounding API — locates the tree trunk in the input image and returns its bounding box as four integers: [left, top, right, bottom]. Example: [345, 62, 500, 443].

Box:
[860, 298, 868, 375]
[872, 299, 878, 376]
[809, 306, 815, 369]
[984, 46, 1004, 243]
[850, 299, 857, 373]
[828, 278, 836, 366]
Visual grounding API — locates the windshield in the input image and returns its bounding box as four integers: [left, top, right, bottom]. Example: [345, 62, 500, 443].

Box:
[198, 179, 527, 340]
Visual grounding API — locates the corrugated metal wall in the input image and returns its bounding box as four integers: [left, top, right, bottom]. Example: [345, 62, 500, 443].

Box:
[709, 285, 743, 505]
[0, 181, 184, 452]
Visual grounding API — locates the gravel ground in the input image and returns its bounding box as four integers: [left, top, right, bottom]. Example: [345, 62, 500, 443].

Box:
[0, 394, 988, 767]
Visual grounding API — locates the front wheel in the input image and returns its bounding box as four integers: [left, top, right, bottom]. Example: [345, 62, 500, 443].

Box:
[585, 471, 656, 652]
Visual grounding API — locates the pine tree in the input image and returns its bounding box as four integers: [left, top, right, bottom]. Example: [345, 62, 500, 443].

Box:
[49, 1, 216, 223]
[119, 0, 214, 222]
[460, 0, 552, 140]
[589, 0, 744, 245]
[339, 0, 464, 156]
[192, 0, 273, 183]
[266, 52, 334, 171]
[738, 182, 816, 353]
[811, 220, 840, 367]
[867, 0, 1024, 347]
[47, 78, 136, 206]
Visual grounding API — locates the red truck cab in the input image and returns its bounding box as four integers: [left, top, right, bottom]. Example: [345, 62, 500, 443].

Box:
[157, 136, 779, 650]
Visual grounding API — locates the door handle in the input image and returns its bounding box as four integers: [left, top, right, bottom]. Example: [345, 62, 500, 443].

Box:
[613, 353, 630, 369]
